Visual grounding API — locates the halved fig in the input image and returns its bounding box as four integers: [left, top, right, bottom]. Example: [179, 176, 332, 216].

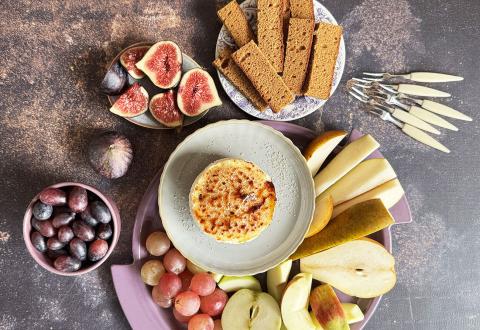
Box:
[177, 68, 222, 116]
[120, 45, 150, 79]
[110, 82, 149, 118]
[149, 90, 184, 128]
[135, 41, 183, 89]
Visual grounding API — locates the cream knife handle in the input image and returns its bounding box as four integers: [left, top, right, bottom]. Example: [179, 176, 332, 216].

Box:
[406, 72, 464, 83]
[402, 124, 450, 153]
[397, 84, 451, 97]
[421, 100, 472, 121]
[392, 109, 441, 135]
[409, 106, 458, 131]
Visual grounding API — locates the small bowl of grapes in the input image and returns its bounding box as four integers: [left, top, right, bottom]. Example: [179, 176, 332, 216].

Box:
[23, 182, 120, 276]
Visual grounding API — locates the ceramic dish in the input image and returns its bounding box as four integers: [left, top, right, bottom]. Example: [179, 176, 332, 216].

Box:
[215, 0, 346, 121]
[23, 182, 121, 276]
[158, 120, 315, 275]
[107, 42, 209, 129]
[111, 122, 412, 330]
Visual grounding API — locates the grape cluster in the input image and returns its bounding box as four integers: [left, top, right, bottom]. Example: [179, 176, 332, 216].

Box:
[30, 187, 113, 272]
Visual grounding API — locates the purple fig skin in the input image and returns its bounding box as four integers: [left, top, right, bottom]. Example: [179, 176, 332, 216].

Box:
[100, 61, 127, 95]
[88, 132, 133, 179]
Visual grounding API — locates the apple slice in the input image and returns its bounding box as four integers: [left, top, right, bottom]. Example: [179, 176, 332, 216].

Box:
[300, 239, 396, 298]
[306, 195, 333, 238]
[318, 158, 397, 206]
[341, 303, 364, 324]
[186, 260, 223, 282]
[281, 273, 317, 330]
[221, 289, 281, 330]
[314, 134, 380, 196]
[290, 199, 394, 260]
[332, 179, 404, 218]
[267, 259, 293, 303]
[218, 275, 261, 292]
[304, 131, 347, 176]
[310, 284, 349, 330]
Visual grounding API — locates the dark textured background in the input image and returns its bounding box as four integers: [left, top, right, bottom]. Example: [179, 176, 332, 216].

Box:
[1, 0, 479, 329]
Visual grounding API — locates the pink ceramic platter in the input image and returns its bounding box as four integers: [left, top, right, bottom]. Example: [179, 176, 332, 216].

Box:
[111, 121, 412, 330]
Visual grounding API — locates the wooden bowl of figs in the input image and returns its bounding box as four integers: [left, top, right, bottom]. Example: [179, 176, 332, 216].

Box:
[23, 182, 120, 276]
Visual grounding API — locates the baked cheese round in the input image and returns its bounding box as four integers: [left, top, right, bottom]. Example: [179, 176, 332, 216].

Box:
[190, 158, 276, 244]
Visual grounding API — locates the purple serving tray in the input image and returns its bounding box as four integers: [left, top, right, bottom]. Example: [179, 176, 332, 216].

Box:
[111, 122, 412, 330]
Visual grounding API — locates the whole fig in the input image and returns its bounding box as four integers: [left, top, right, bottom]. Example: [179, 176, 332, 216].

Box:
[88, 132, 133, 179]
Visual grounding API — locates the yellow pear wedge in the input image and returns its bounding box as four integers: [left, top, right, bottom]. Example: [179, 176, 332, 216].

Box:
[314, 134, 380, 196]
[267, 260, 293, 303]
[305, 195, 334, 238]
[290, 199, 394, 260]
[300, 239, 396, 298]
[332, 179, 404, 218]
[281, 273, 317, 330]
[318, 158, 397, 206]
[341, 303, 364, 324]
[304, 131, 348, 176]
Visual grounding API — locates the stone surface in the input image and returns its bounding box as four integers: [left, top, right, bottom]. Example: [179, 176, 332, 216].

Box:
[0, 0, 479, 329]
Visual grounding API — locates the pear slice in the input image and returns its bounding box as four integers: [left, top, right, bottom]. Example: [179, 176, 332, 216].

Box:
[218, 275, 261, 292]
[300, 239, 396, 298]
[304, 130, 348, 176]
[332, 179, 404, 218]
[267, 259, 293, 303]
[341, 303, 364, 324]
[314, 134, 380, 196]
[306, 195, 333, 238]
[318, 158, 397, 206]
[310, 284, 349, 330]
[221, 289, 281, 330]
[290, 199, 394, 260]
[186, 260, 223, 282]
[281, 273, 317, 330]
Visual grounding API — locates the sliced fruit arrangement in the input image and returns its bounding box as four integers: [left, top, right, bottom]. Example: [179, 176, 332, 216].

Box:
[109, 82, 149, 118]
[119, 45, 150, 79]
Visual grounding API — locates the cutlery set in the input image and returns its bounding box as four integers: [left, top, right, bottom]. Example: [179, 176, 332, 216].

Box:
[348, 72, 472, 153]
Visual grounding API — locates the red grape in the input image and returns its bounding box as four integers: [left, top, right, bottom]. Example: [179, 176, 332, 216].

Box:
[179, 270, 194, 292]
[152, 285, 173, 308]
[213, 319, 222, 330]
[200, 288, 228, 317]
[175, 291, 200, 316]
[188, 314, 214, 330]
[68, 187, 88, 212]
[163, 248, 186, 274]
[146, 231, 170, 256]
[173, 308, 193, 324]
[190, 273, 216, 296]
[158, 273, 182, 299]
[39, 188, 67, 206]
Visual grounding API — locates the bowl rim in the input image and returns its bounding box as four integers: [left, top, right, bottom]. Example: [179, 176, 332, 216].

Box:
[23, 182, 121, 276]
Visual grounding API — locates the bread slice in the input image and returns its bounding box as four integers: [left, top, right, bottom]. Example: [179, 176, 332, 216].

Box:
[289, 0, 314, 19]
[257, 0, 284, 73]
[304, 23, 343, 99]
[217, 0, 254, 48]
[213, 47, 268, 111]
[282, 18, 315, 95]
[232, 41, 294, 113]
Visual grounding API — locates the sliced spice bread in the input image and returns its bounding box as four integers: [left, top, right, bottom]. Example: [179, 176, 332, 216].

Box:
[257, 0, 284, 73]
[213, 47, 268, 111]
[232, 41, 294, 113]
[304, 23, 343, 99]
[282, 18, 315, 95]
[289, 0, 314, 19]
[217, 0, 254, 48]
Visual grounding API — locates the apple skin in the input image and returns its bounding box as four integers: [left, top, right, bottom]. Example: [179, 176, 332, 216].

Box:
[310, 284, 349, 330]
[218, 275, 261, 293]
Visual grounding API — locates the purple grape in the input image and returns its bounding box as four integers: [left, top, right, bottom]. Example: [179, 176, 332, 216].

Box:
[31, 231, 47, 252]
[32, 201, 53, 220]
[57, 226, 74, 243]
[80, 205, 98, 227]
[31, 217, 42, 231]
[90, 201, 111, 224]
[47, 237, 65, 250]
[72, 220, 95, 242]
[52, 212, 76, 228]
[96, 223, 112, 240]
[39, 188, 67, 206]
[69, 238, 87, 261]
[68, 187, 88, 212]
[54, 255, 81, 272]
[88, 239, 108, 261]
[47, 248, 68, 259]
[34, 219, 56, 238]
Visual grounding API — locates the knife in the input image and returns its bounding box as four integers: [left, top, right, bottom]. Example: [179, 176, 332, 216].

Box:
[416, 99, 471, 121]
[390, 108, 441, 135]
[364, 71, 463, 83]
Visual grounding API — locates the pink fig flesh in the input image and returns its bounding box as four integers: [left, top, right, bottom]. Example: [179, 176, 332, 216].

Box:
[110, 82, 149, 118]
[149, 90, 183, 128]
[120, 46, 150, 79]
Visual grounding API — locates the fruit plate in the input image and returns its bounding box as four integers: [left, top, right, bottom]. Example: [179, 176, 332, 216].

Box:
[111, 121, 411, 330]
[215, 0, 346, 121]
[107, 42, 209, 129]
